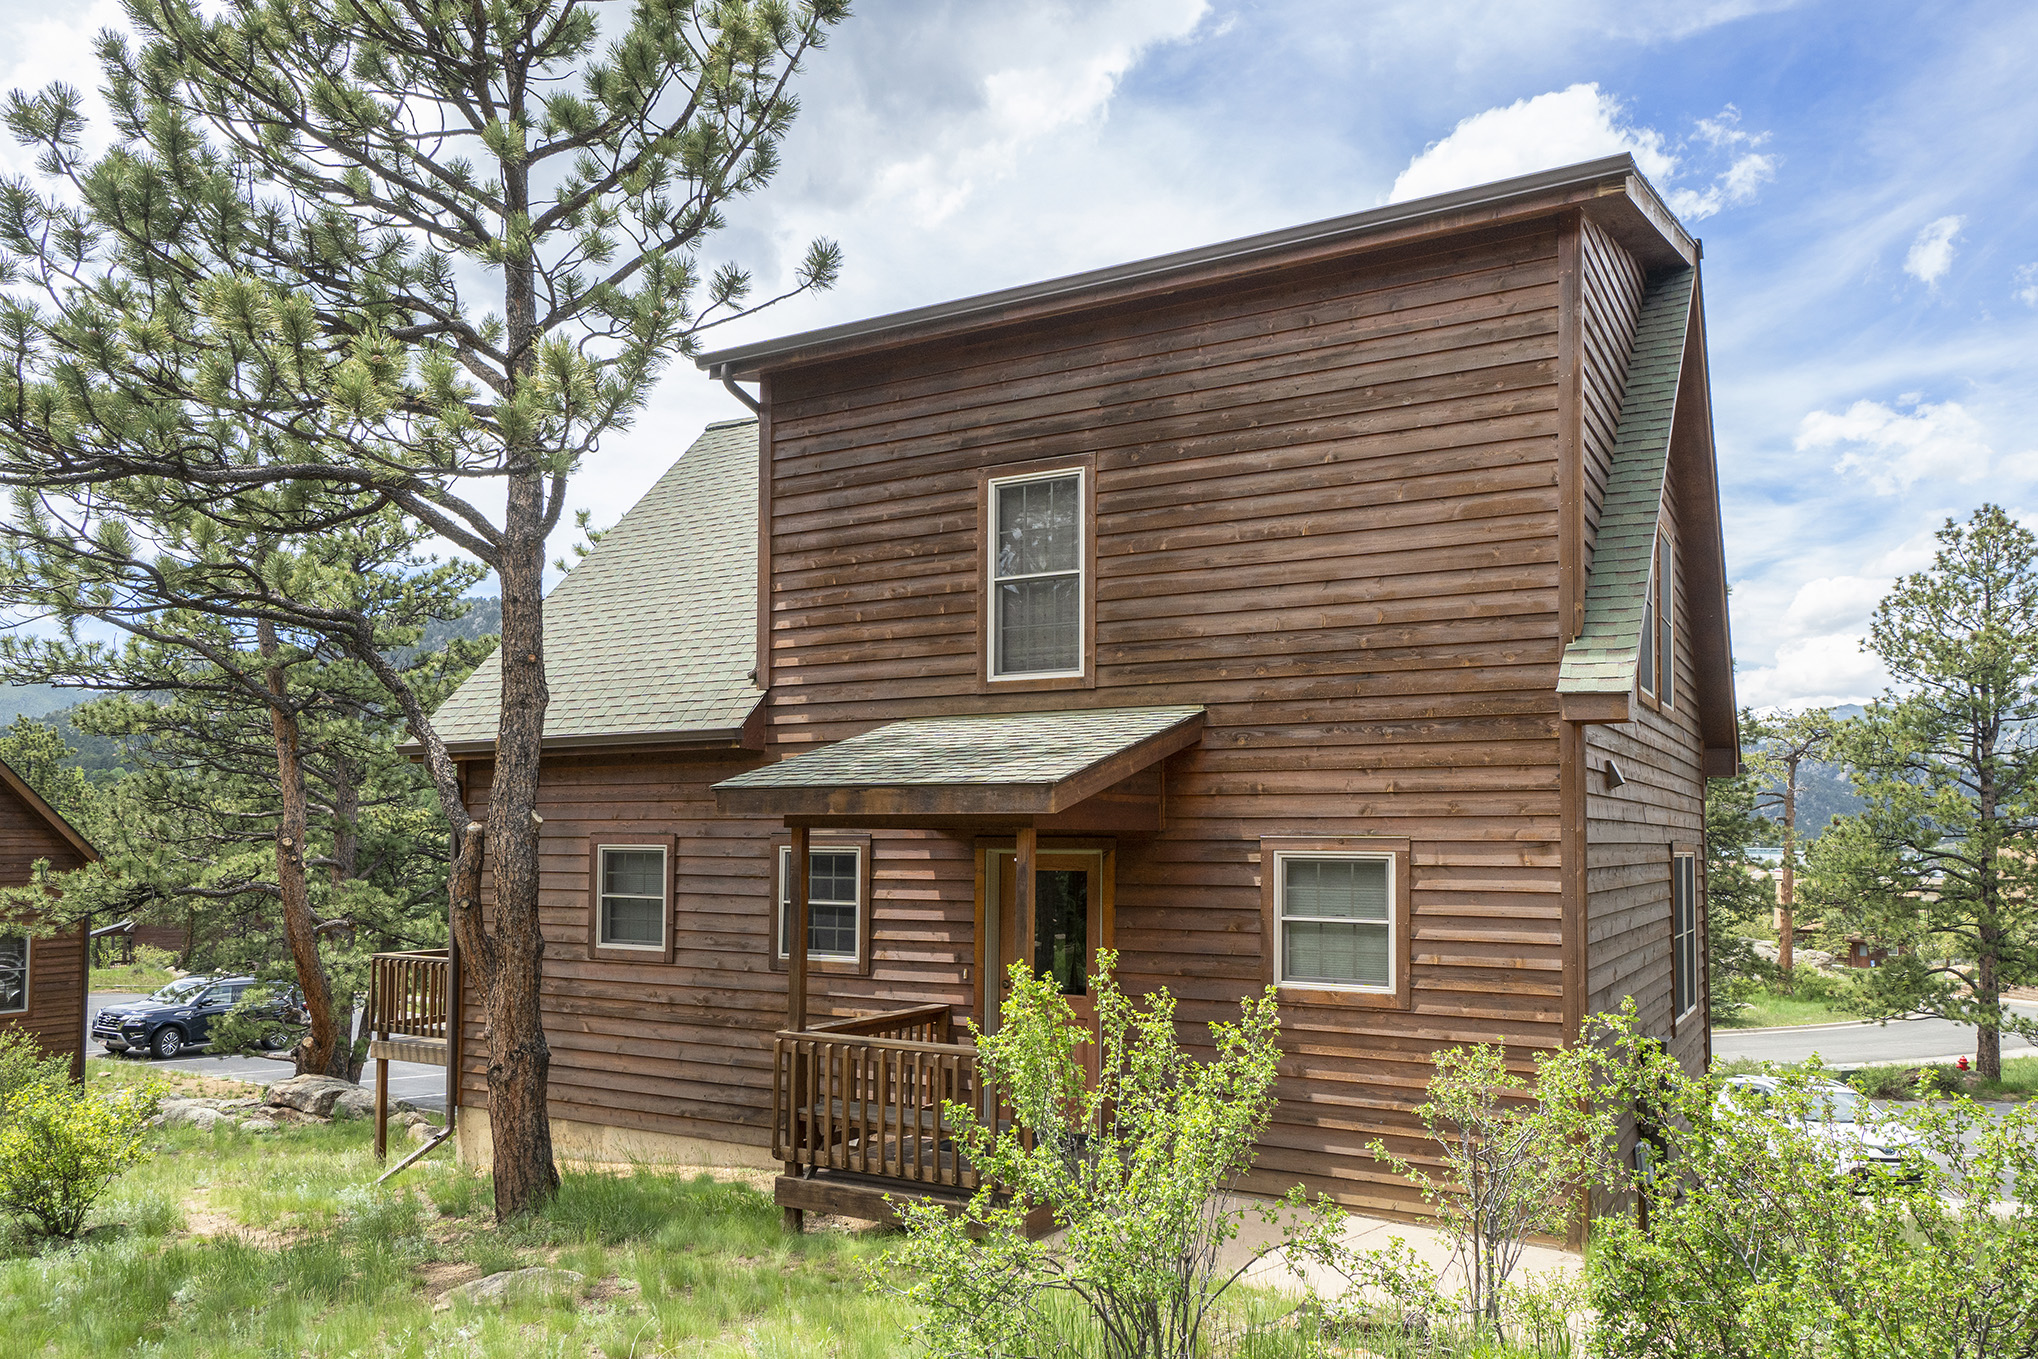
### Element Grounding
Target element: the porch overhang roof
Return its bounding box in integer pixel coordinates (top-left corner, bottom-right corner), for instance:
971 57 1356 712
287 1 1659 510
712 705 1206 822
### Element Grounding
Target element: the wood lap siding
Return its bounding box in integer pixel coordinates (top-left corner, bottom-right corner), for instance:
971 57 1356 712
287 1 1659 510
765 222 1571 1219
0 780 88 1065
1582 467 1706 1074
1577 218 1646 567
457 754 977 1146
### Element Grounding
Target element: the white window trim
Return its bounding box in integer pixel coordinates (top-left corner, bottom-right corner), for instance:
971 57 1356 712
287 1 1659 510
1273 851 1396 995
986 465 1087 682
596 844 669 952
0 932 27 1015
777 843 863 963
1672 852 1699 1023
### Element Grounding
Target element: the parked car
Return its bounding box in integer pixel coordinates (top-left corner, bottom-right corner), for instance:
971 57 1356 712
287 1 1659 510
92 975 305 1059
1717 1074 1922 1181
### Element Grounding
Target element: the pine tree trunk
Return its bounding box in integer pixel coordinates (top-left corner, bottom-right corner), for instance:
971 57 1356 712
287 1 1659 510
474 136 561 1208
260 622 345 1080
1778 765 1796 983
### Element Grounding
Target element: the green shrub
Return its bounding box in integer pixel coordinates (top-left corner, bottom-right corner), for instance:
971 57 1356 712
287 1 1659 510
0 1079 159 1239
0 1030 67 1120
1844 1064 1916 1098
1586 1065 2038 1358
873 952 1346 1359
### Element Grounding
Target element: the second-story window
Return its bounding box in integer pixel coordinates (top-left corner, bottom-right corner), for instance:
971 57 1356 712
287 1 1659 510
596 845 668 950
989 468 1085 679
1639 525 1674 708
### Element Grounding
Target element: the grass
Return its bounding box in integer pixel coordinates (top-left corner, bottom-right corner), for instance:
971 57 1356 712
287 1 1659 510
1 1064 920 1358
1713 977 1869 1030
90 959 180 994
1912 1053 2038 1101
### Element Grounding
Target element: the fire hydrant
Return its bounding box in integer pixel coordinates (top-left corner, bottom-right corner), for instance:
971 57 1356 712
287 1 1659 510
1957 1057 1970 1071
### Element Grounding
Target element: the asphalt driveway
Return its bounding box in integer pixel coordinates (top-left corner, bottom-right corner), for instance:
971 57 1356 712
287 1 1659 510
86 992 449 1112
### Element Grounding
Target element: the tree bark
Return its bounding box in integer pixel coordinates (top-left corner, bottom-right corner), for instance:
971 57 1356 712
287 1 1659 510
472 126 561 1215
1778 761 1796 982
260 621 346 1080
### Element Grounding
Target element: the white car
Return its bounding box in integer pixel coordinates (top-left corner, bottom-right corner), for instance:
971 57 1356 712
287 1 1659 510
1717 1074 1923 1180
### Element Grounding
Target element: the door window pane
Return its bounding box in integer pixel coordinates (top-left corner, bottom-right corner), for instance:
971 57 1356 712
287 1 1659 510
1280 857 1393 989
600 847 666 947
0 934 23 1012
1033 869 1089 996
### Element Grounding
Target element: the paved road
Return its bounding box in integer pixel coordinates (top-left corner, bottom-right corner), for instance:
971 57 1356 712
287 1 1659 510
1715 1001 2038 1068
87 992 449 1113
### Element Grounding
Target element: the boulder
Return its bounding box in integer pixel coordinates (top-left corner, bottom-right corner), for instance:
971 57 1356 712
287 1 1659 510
435 1267 582 1310
265 1074 369 1119
238 1119 277 1134
157 1100 227 1130
407 1121 440 1145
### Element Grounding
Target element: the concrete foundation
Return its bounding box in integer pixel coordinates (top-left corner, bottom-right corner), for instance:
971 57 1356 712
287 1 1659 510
454 1107 778 1173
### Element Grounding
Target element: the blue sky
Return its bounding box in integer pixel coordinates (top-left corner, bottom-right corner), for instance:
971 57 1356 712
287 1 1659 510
5 0 2034 712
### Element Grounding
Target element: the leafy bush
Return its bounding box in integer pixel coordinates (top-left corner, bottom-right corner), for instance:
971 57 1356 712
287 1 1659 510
1844 1063 1916 1098
0 1079 159 1238
0 1029 67 1120
873 952 1345 1359
1587 1062 2038 1358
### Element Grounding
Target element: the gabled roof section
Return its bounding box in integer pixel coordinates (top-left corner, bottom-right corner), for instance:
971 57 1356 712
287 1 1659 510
428 419 763 754
1559 268 1695 700
1558 266 1739 774
714 706 1207 819
698 155 1697 381
0 756 98 863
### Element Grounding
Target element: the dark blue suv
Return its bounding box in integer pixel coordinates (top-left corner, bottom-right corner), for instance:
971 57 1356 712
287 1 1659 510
92 975 304 1059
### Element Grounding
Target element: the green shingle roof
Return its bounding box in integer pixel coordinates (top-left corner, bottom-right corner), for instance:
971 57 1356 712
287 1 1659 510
1559 268 1696 697
428 419 762 749
714 706 1207 817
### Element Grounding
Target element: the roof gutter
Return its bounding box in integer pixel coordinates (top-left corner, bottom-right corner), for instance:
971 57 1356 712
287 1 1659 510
699 154 1691 379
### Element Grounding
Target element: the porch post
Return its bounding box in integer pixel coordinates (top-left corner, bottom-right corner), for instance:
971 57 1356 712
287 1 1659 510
1013 827 1037 981
784 824 810 1233
788 825 810 1033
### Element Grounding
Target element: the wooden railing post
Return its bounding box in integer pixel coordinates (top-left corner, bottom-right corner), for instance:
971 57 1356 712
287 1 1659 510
784 826 810 1232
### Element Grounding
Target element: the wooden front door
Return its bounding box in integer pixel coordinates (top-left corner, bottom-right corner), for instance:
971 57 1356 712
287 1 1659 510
993 850 1112 1077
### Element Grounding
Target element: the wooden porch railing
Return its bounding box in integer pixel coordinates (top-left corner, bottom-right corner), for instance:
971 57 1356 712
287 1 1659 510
773 1003 983 1190
369 949 450 1043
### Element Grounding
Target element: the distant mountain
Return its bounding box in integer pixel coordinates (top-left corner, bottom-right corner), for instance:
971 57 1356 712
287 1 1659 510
1752 704 1867 841
0 597 501 781
0 682 87 725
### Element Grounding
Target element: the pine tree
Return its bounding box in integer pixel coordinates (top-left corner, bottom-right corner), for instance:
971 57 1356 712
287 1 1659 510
0 512 485 1079
1744 707 1836 983
1803 506 2038 1079
1704 730 1778 1023
0 0 845 1215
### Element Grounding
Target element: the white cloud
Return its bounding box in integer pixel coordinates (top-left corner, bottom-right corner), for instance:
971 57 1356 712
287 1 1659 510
1387 84 1675 203
2015 263 2038 306
1385 86 1775 223
1781 574 1888 637
1795 396 1995 495
1903 215 1963 285
1736 633 1887 711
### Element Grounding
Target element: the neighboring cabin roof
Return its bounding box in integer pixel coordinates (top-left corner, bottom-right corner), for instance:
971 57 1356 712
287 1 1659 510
697 154 1696 381
0 755 98 865
713 706 1207 818
428 419 762 754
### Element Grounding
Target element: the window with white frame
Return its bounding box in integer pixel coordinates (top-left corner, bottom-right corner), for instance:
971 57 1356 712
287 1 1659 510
596 846 667 950
0 933 25 1013
1672 851 1698 1019
1276 854 1394 991
778 845 862 961
989 468 1084 678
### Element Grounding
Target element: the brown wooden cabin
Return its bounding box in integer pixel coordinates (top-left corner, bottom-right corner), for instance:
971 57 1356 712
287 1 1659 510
422 154 1738 1227
0 757 98 1080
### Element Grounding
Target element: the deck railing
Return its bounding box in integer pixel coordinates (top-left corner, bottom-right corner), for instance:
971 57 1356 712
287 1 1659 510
773 1004 983 1190
369 949 450 1043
